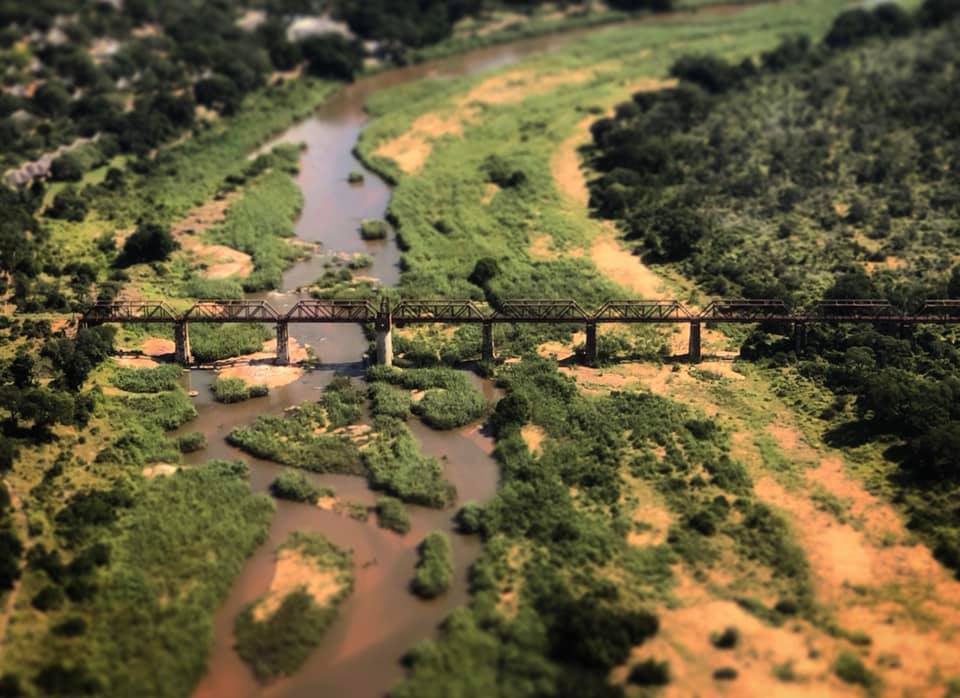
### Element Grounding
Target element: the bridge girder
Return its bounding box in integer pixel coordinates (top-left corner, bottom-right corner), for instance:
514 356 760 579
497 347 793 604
184 300 280 323
81 300 179 325
594 300 693 323
285 299 377 323
392 300 487 324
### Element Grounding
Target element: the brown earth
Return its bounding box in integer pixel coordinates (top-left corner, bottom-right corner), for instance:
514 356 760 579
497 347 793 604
215 338 310 389
520 424 546 456
170 192 254 279
142 338 176 357
252 548 344 622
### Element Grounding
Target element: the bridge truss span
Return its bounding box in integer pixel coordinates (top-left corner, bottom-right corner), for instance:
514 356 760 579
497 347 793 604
78 296 960 367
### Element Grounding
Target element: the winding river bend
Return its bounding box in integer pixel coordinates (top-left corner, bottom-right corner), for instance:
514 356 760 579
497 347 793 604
181 27 608 698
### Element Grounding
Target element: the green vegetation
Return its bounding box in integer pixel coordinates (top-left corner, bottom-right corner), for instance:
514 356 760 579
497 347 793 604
359 218 389 240
833 651 877 688
208 146 307 292
369 382 412 419
190 324 272 364
367 366 488 429
411 531 453 599
116 223 178 268
111 365 182 394
375 496 411 534
629 659 671 686
228 401 363 475
211 377 269 404
364 417 457 508
269 470 330 504
234 532 353 682
228 375 369 475
177 432 207 454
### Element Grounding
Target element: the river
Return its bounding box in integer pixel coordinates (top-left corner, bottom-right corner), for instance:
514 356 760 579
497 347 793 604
181 25 609 698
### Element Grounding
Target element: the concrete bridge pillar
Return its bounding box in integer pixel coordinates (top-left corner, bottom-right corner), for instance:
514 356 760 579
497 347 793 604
688 320 702 364
376 313 393 366
793 322 807 355
585 322 598 366
481 322 495 362
276 321 290 366
174 321 192 366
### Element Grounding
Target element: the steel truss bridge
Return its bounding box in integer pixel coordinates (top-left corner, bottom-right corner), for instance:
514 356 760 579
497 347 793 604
79 298 960 366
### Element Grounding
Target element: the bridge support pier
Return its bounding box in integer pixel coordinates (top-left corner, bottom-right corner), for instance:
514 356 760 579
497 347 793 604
793 322 807 355
276 321 290 365
688 320 702 364
481 322 495 363
585 322 598 366
174 321 192 366
376 309 393 366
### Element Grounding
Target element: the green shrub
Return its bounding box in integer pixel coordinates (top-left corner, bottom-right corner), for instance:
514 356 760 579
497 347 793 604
117 222 178 267
414 387 488 430
369 383 411 419
348 170 364 183
234 532 353 681
713 667 738 680
834 651 876 687
211 377 269 404
375 496 410 533
411 531 452 599
190 324 272 364
710 626 739 649
359 218 389 240
270 470 322 504
112 365 182 393
177 432 206 453
455 501 483 534
629 659 670 686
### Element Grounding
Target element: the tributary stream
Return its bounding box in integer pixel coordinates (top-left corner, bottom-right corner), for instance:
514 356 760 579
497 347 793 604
183 27 609 698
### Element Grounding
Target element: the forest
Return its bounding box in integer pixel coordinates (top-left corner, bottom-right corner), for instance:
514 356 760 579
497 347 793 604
587 1 960 573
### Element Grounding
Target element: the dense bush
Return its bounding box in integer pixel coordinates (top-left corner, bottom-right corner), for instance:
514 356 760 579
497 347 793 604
211 377 269 404
190 324 272 364
369 382 412 419
116 223 178 267
176 431 207 454
360 218 389 240
364 417 456 507
375 496 411 533
411 531 453 598
111 365 182 393
270 470 323 504
367 366 487 429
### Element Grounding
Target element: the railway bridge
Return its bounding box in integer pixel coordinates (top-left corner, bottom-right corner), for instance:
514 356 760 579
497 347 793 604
79 298 960 366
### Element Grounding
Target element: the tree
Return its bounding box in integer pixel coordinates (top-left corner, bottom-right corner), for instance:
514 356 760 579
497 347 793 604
300 34 365 81
31 82 71 117
948 266 960 298
468 257 500 287
116 223 178 267
50 153 84 182
46 188 88 222
194 75 241 115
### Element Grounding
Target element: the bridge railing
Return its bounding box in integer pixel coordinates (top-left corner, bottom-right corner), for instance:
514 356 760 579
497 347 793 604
393 300 487 324
594 300 693 322
184 300 280 323
81 300 179 324
285 299 377 323
78 298 960 326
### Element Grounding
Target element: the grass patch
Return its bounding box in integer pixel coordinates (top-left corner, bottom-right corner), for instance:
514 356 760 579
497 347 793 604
411 531 453 599
234 532 353 682
369 383 412 419
359 219 389 240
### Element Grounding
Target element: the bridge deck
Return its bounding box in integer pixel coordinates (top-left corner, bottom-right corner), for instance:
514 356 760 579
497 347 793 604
80 299 960 326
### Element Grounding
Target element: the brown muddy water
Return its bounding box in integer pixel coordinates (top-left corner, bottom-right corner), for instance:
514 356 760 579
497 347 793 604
185 27 602 698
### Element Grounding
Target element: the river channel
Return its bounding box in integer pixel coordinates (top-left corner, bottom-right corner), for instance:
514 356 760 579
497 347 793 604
178 26 613 698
